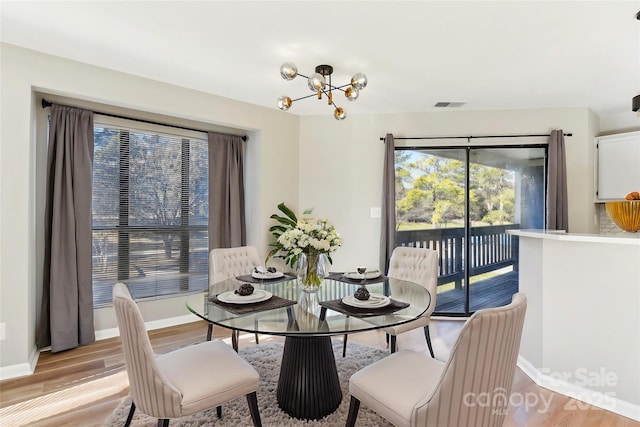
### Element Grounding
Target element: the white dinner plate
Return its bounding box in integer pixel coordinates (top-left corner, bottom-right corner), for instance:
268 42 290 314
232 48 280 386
342 294 390 308
217 289 272 304
344 270 381 280
251 271 284 279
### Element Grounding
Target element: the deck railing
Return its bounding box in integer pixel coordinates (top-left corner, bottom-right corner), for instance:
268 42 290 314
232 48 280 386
395 224 520 288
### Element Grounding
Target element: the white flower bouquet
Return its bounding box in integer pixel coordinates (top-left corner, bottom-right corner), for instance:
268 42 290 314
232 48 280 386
267 203 342 269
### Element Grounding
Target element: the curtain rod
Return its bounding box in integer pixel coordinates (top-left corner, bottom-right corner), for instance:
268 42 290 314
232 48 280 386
41 98 247 142
379 132 572 141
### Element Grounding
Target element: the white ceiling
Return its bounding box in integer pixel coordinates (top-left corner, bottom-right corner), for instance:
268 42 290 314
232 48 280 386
1 1 639 120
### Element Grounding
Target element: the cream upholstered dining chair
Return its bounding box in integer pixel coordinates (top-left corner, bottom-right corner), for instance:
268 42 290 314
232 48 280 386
342 246 438 358
209 246 263 350
345 292 527 427
113 283 262 427
383 246 439 356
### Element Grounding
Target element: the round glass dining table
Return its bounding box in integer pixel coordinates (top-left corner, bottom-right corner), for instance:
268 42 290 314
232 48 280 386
186 275 431 420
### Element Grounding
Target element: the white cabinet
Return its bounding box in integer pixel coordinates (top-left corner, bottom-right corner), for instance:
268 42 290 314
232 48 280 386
594 131 640 201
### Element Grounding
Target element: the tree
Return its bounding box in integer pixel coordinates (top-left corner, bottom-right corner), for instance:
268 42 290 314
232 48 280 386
471 165 515 225
432 178 464 226
395 151 516 229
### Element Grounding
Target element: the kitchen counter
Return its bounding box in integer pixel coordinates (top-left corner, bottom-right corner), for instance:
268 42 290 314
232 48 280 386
508 229 640 421
511 229 640 245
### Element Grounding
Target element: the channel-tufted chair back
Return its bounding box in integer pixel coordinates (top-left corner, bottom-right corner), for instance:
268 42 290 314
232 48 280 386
346 293 527 427
413 292 527 426
113 282 263 426
113 282 182 419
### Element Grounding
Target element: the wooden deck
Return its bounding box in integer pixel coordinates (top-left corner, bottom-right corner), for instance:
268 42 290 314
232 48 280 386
434 270 519 314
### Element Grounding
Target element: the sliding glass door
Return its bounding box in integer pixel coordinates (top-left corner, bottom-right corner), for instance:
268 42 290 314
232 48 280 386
394 145 546 315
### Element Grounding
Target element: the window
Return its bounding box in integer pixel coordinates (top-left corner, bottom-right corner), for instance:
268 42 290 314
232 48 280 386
394 145 546 315
92 117 209 306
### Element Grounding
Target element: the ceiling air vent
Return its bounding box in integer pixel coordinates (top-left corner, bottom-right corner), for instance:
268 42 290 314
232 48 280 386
434 102 466 108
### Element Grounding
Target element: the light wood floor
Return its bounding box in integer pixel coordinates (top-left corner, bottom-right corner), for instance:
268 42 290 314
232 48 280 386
1 319 638 427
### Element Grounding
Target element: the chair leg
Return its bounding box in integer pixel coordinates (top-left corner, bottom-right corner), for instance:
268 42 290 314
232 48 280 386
124 401 136 427
390 335 397 353
424 325 435 358
206 323 213 341
246 391 262 427
345 395 361 427
255 333 259 344
216 405 222 418
342 334 348 357
232 330 239 352
157 419 169 427
385 332 390 347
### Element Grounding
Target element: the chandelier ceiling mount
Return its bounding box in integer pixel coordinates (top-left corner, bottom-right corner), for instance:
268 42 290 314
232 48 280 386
277 62 367 120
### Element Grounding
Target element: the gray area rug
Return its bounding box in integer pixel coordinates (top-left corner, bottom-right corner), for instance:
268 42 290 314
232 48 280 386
106 340 394 426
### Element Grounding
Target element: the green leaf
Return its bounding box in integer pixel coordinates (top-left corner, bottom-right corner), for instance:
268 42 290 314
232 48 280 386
269 225 287 233
288 254 299 268
277 202 298 222
269 214 297 228
265 247 279 263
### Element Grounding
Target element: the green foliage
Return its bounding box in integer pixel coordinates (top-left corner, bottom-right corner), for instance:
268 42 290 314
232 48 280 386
395 151 515 228
266 202 300 267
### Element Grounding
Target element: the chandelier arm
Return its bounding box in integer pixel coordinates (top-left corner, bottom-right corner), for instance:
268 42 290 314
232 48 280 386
325 83 351 93
290 93 321 102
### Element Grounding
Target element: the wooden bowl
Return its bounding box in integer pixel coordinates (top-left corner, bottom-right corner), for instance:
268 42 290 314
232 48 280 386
605 200 640 232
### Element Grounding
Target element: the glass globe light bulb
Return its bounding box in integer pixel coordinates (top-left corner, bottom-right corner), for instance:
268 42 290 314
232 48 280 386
308 73 326 91
280 63 298 80
334 107 347 120
277 96 292 111
345 86 359 101
351 73 368 90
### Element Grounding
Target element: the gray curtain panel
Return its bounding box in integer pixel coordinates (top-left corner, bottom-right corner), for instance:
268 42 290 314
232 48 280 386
379 133 396 273
546 129 569 230
37 104 95 352
208 133 246 250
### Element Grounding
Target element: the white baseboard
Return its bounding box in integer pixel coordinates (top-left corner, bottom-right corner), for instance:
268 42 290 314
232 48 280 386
95 314 201 341
0 344 40 381
517 355 640 422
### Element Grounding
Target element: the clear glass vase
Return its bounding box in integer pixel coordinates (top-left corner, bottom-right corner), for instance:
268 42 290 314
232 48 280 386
296 252 328 292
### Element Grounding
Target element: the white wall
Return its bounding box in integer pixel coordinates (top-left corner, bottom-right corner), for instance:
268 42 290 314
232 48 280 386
298 108 601 272
600 112 640 135
0 43 299 375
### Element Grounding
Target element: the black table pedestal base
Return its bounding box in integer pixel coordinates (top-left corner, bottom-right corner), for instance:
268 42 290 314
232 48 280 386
276 336 342 420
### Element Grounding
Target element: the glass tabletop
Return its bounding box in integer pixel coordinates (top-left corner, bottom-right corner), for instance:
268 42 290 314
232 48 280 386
186 276 431 337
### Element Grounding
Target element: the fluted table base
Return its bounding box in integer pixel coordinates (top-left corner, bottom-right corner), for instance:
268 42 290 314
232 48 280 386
276 336 342 420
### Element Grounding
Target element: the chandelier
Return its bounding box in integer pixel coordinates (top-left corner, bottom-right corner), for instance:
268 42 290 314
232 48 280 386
277 63 367 120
